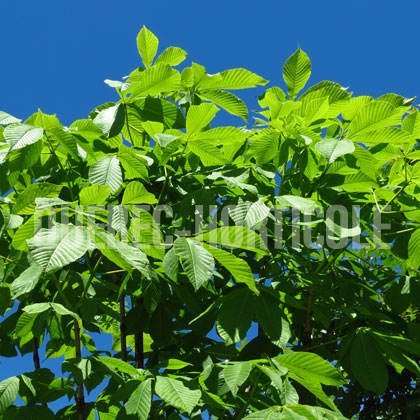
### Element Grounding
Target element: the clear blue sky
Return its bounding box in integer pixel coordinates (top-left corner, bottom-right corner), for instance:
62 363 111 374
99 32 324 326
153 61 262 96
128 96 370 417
2 0 420 126
1 0 420 412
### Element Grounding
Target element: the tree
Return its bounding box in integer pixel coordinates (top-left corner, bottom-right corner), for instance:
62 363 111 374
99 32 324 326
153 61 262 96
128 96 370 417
0 25 419 419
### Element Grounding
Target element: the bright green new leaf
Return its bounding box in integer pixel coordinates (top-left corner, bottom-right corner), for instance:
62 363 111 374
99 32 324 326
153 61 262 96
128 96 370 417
186 103 219 136
122 181 158 205
136 25 159 68
4 124 44 151
346 100 403 137
197 68 268 90
155 46 187 66
126 64 181 97
0 377 19 415
315 138 355 164
79 185 112 206
198 90 248 121
283 48 311 99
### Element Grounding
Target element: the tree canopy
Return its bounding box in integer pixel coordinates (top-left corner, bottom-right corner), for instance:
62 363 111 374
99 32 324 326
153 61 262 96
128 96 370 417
0 25 420 419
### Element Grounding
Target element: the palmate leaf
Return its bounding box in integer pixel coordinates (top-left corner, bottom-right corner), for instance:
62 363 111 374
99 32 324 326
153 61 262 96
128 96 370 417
27 224 91 272
89 155 123 193
124 379 152 419
0 377 19 415
283 48 312 100
186 103 219 136
198 90 248 121
173 238 215 290
155 46 187 66
4 124 44 151
197 68 268 90
136 25 159 68
155 376 201 414
126 64 182 98
315 138 355 164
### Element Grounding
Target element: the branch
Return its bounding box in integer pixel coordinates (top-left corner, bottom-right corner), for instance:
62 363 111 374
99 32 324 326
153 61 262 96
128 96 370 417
74 319 85 420
134 297 144 369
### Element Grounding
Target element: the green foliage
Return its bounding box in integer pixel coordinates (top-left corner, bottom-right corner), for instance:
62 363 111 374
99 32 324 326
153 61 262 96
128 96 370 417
0 25 420 420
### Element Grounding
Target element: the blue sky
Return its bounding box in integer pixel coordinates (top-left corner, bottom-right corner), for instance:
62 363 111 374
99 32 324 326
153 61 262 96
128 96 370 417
1 0 420 413
2 0 420 126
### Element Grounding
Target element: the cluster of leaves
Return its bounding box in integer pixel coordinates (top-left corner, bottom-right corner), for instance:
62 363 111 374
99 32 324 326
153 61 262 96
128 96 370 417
0 25 420 419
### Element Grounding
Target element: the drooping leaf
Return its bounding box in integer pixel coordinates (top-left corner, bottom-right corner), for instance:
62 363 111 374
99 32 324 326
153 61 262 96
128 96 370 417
202 243 258 294
0 377 19 415
256 291 290 348
274 352 344 386
124 379 152 419
349 330 389 394
198 90 248 121
173 238 214 290
224 362 253 396
11 263 43 298
155 376 201 414
216 287 255 345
